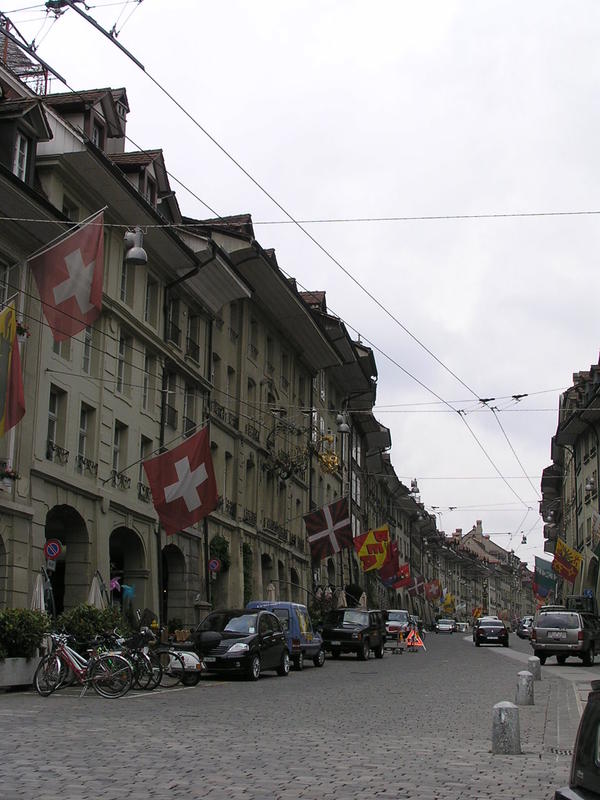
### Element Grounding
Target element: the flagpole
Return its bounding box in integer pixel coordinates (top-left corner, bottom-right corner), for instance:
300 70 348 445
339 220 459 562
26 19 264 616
25 206 108 263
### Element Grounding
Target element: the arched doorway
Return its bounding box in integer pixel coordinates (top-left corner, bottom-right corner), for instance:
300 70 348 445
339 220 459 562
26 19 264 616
290 567 301 603
109 527 147 614
586 556 599 597
261 553 274 597
162 543 186 626
45 505 89 614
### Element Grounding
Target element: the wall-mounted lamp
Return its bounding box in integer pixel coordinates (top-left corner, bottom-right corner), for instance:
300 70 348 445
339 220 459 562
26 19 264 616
336 413 350 434
124 226 148 265
585 477 595 494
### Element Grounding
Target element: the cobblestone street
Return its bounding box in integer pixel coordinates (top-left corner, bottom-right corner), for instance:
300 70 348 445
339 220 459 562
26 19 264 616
2 633 597 800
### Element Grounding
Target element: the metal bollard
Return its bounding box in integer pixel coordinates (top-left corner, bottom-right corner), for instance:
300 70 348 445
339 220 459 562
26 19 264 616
527 656 541 681
492 701 521 754
515 670 534 705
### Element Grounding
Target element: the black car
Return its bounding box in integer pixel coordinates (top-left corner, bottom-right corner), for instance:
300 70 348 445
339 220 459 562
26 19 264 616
322 608 386 660
473 618 509 647
194 609 290 680
555 679 600 799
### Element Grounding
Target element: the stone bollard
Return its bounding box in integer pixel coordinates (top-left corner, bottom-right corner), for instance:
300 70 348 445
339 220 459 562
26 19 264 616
527 656 541 681
515 670 534 705
492 701 521 754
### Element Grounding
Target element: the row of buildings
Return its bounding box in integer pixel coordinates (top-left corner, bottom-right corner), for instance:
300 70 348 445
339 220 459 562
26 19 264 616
0 25 535 627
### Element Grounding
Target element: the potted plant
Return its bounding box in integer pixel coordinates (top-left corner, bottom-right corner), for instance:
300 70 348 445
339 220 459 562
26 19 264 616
0 609 49 688
0 466 20 491
15 321 30 342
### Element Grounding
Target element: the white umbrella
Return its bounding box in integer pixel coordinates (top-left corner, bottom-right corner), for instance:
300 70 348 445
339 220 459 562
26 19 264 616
336 589 347 608
30 572 45 612
358 592 368 609
266 582 277 601
87 573 107 609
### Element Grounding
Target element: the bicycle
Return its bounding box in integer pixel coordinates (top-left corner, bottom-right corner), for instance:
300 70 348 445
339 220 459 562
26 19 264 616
33 633 133 698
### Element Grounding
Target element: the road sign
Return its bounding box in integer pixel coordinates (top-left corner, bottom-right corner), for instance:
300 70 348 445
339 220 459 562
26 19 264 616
208 558 222 573
44 539 62 560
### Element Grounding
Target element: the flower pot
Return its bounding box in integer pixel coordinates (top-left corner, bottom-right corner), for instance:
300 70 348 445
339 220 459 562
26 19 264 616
17 334 27 345
0 655 41 689
1 478 13 491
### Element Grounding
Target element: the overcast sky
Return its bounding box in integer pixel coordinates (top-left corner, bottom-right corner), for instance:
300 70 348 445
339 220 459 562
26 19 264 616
7 0 600 568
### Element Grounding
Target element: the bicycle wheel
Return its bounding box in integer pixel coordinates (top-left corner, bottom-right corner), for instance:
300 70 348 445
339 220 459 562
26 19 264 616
89 654 132 698
33 654 61 696
143 650 163 690
133 651 162 690
158 650 185 688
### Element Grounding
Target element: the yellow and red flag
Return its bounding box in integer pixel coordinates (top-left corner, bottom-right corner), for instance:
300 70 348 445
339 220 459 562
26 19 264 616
0 305 25 436
353 525 390 572
552 538 583 584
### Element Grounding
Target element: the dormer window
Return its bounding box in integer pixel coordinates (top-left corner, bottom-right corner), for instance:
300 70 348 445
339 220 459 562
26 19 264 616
13 131 28 180
145 176 156 207
92 121 105 149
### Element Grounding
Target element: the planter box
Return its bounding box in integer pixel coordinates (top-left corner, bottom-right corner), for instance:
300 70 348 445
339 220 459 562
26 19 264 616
0 656 41 689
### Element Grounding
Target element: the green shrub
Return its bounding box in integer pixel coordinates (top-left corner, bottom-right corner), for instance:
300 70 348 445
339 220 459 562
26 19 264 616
209 534 231 572
56 604 130 643
0 609 50 660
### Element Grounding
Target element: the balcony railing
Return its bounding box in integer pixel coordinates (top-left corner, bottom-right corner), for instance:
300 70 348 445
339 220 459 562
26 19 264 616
245 422 260 442
186 337 200 362
167 320 181 347
76 454 98 476
46 440 69 464
263 518 289 543
226 411 239 429
224 498 236 519
138 482 152 503
247 343 258 360
211 399 225 421
183 416 196 437
243 508 257 526
110 469 131 490
165 404 178 429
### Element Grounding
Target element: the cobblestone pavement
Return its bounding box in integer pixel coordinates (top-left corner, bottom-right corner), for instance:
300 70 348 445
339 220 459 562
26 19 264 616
1 632 597 800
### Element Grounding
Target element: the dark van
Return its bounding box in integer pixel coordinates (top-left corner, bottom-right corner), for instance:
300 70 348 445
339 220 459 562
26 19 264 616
246 601 325 670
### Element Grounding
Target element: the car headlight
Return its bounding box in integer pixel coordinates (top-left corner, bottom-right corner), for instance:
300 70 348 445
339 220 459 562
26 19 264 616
352 632 361 639
227 642 249 654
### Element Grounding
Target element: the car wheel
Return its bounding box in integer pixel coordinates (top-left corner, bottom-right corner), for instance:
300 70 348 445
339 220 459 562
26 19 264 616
277 650 290 676
293 652 304 671
358 640 370 660
313 648 325 668
247 655 261 681
331 649 341 659
180 672 202 686
556 655 567 665
583 646 595 667
374 641 384 659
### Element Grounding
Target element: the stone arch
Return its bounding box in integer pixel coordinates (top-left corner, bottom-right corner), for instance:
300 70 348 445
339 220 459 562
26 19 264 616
45 505 90 614
109 526 147 612
290 567 301 603
162 543 186 626
587 556 599 597
0 533 6 609
261 552 274 597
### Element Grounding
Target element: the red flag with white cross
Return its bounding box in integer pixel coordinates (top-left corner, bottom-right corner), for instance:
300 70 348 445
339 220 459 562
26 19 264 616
29 212 104 341
303 497 352 561
143 427 218 536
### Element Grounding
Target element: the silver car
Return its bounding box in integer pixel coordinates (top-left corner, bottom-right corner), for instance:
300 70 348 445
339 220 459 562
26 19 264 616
531 611 599 666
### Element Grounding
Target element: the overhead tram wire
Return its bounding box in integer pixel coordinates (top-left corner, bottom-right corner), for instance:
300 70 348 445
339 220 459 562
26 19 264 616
50 0 539 506
9 11 535 511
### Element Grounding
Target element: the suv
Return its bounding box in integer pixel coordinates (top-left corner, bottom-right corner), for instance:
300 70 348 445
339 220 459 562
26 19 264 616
322 608 386 660
531 610 600 666
555 679 600 798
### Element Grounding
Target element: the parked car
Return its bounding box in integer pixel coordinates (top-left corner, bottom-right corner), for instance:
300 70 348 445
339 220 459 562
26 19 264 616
455 621 469 633
321 608 386 660
555 678 600 799
193 609 290 680
246 600 325 670
384 609 412 640
435 619 455 634
517 616 534 639
531 610 599 666
473 618 509 647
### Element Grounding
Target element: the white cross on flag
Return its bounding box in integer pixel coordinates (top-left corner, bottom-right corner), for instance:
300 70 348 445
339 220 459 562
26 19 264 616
142 426 218 536
303 497 352 562
29 212 104 341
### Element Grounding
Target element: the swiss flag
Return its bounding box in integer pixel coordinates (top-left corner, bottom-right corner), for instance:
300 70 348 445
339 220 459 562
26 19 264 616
29 213 104 341
142 427 218 536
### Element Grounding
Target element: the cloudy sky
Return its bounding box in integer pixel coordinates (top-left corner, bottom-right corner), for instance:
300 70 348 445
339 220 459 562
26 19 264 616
7 0 600 567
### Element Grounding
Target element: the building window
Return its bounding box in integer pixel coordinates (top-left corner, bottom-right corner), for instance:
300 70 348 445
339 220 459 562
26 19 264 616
116 334 131 394
138 435 153 499
144 175 157 207
186 314 200 363
165 373 178 429
82 326 93 374
76 403 96 474
183 384 196 437
91 121 105 149
61 196 79 222
144 276 158 326
112 421 127 473
13 132 28 180
142 350 156 413
120 260 134 305
168 297 181 346
46 386 67 462
52 336 71 361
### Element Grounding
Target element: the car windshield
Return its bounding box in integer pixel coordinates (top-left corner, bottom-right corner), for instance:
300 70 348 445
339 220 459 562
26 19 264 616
199 612 258 634
480 620 503 628
388 611 409 623
327 610 369 626
439 619 453 625
536 613 580 629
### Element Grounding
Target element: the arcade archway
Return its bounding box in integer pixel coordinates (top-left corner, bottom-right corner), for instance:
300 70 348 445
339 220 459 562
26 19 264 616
162 543 186 626
45 505 89 614
109 527 147 612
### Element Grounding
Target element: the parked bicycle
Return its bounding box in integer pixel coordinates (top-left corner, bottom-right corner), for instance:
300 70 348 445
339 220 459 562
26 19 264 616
33 633 133 698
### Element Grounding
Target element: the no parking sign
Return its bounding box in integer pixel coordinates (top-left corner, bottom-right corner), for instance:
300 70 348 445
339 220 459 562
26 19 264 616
44 539 62 560
208 558 222 573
